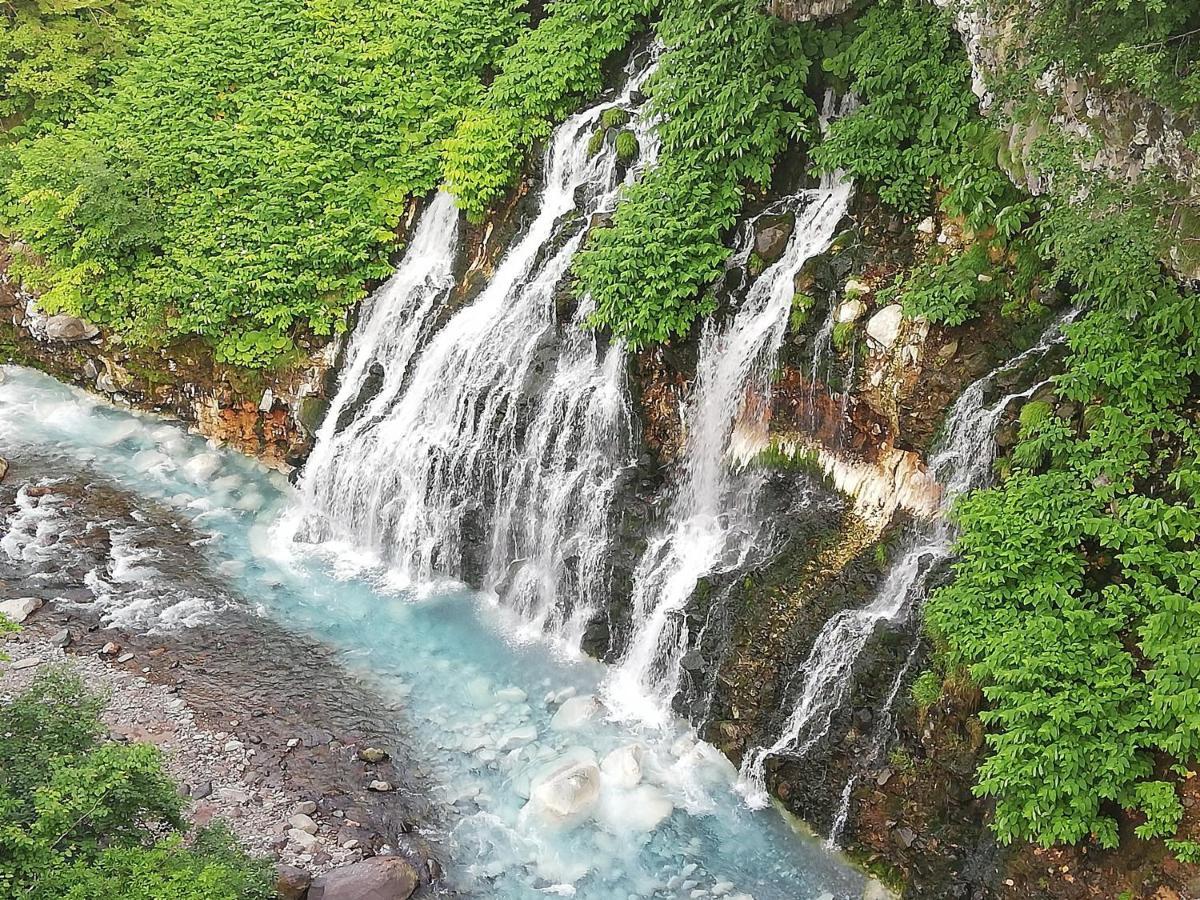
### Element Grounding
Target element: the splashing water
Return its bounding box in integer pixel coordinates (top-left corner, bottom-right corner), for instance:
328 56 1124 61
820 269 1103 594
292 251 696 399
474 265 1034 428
604 176 854 728
286 52 657 644
737 311 1077 807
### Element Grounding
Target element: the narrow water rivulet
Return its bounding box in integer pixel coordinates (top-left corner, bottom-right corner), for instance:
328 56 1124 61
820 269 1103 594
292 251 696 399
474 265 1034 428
737 311 1077 809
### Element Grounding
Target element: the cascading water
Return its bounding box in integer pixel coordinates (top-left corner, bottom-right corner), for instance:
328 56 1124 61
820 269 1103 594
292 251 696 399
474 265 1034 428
288 52 656 644
737 310 1077 808
604 175 854 728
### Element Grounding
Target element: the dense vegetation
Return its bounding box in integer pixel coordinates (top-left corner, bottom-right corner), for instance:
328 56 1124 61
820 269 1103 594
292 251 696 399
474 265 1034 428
985 0 1200 117
443 0 652 221
574 0 816 345
0 668 271 898
2 0 526 365
811 0 1200 862
814 0 1043 327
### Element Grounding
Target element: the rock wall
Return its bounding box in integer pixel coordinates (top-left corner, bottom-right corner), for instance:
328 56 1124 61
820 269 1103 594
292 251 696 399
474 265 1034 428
0 248 337 472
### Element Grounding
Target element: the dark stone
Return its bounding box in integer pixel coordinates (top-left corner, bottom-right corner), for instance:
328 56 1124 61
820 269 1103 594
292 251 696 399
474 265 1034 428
307 857 418 900
191 781 213 799
276 863 312 900
51 628 72 647
680 650 705 671
754 214 795 266
894 824 917 849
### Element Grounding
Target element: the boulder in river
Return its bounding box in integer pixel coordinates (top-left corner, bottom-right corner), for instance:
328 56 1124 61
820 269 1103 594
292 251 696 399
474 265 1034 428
754 214 795 265
0 596 42 624
525 755 602 827
308 857 419 900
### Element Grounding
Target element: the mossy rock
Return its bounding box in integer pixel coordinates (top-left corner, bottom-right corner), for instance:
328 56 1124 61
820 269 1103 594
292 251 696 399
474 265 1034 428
600 107 630 129
615 129 639 165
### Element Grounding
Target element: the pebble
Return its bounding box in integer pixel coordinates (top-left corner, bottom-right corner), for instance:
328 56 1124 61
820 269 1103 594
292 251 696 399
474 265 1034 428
293 801 318 816
224 739 245 752
287 814 319 835
10 657 41 670
116 652 135 663
100 641 121 656
367 780 394 793
357 747 389 763
288 828 321 851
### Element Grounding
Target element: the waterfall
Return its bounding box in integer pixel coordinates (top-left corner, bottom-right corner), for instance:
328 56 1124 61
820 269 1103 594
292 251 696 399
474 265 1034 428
603 175 854 727
737 310 1077 808
290 51 657 644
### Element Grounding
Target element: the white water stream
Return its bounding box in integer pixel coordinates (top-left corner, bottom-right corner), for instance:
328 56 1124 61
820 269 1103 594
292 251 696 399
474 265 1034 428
286 52 657 647
603 177 854 728
737 312 1075 807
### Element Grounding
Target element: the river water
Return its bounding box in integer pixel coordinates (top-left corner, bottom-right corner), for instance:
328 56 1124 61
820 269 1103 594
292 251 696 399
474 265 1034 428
0 366 870 899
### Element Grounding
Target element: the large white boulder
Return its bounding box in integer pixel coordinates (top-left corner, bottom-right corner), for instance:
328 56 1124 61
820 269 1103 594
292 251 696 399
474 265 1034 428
0 597 42 624
600 743 644 788
866 304 904 350
524 754 601 827
550 694 600 731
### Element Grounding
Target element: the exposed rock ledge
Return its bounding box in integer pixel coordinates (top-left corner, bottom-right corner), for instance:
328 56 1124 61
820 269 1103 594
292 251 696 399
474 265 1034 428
1 248 336 472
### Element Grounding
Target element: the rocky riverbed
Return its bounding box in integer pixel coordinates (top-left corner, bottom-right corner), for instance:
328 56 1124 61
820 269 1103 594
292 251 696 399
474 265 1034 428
0 451 442 898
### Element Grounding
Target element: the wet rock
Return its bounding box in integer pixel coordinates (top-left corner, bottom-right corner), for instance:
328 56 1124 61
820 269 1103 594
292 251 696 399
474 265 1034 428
600 743 644 789
275 863 312 900
308 857 418 900
43 314 99 342
866 304 904 351
549 695 600 731
356 747 388 764
0 596 42 624
843 278 871 297
525 756 601 827
754 214 795 265
680 650 704 671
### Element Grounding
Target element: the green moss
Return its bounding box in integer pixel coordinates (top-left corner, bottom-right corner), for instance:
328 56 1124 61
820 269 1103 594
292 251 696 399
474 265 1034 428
600 107 630 129
615 128 639 165
587 127 607 158
747 251 767 277
911 670 942 710
789 291 814 332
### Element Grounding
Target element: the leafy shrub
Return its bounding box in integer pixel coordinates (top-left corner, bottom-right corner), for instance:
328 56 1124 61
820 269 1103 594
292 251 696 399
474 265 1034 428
442 0 650 220
925 139 1200 852
813 0 1045 328
4 0 527 365
0 0 143 139
576 0 816 345
910 670 941 710
0 668 271 899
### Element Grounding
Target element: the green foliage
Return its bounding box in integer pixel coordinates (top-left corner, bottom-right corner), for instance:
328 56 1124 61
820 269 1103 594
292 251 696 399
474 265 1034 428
789 291 814 331
0 669 271 899
4 0 527 364
814 0 1047 329
986 0 1200 114
615 129 639 165
0 613 16 661
925 130 1200 851
575 0 816 345
910 670 941 710
600 107 630 129
0 0 142 137
1166 839 1200 864
442 0 651 220
831 319 856 350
